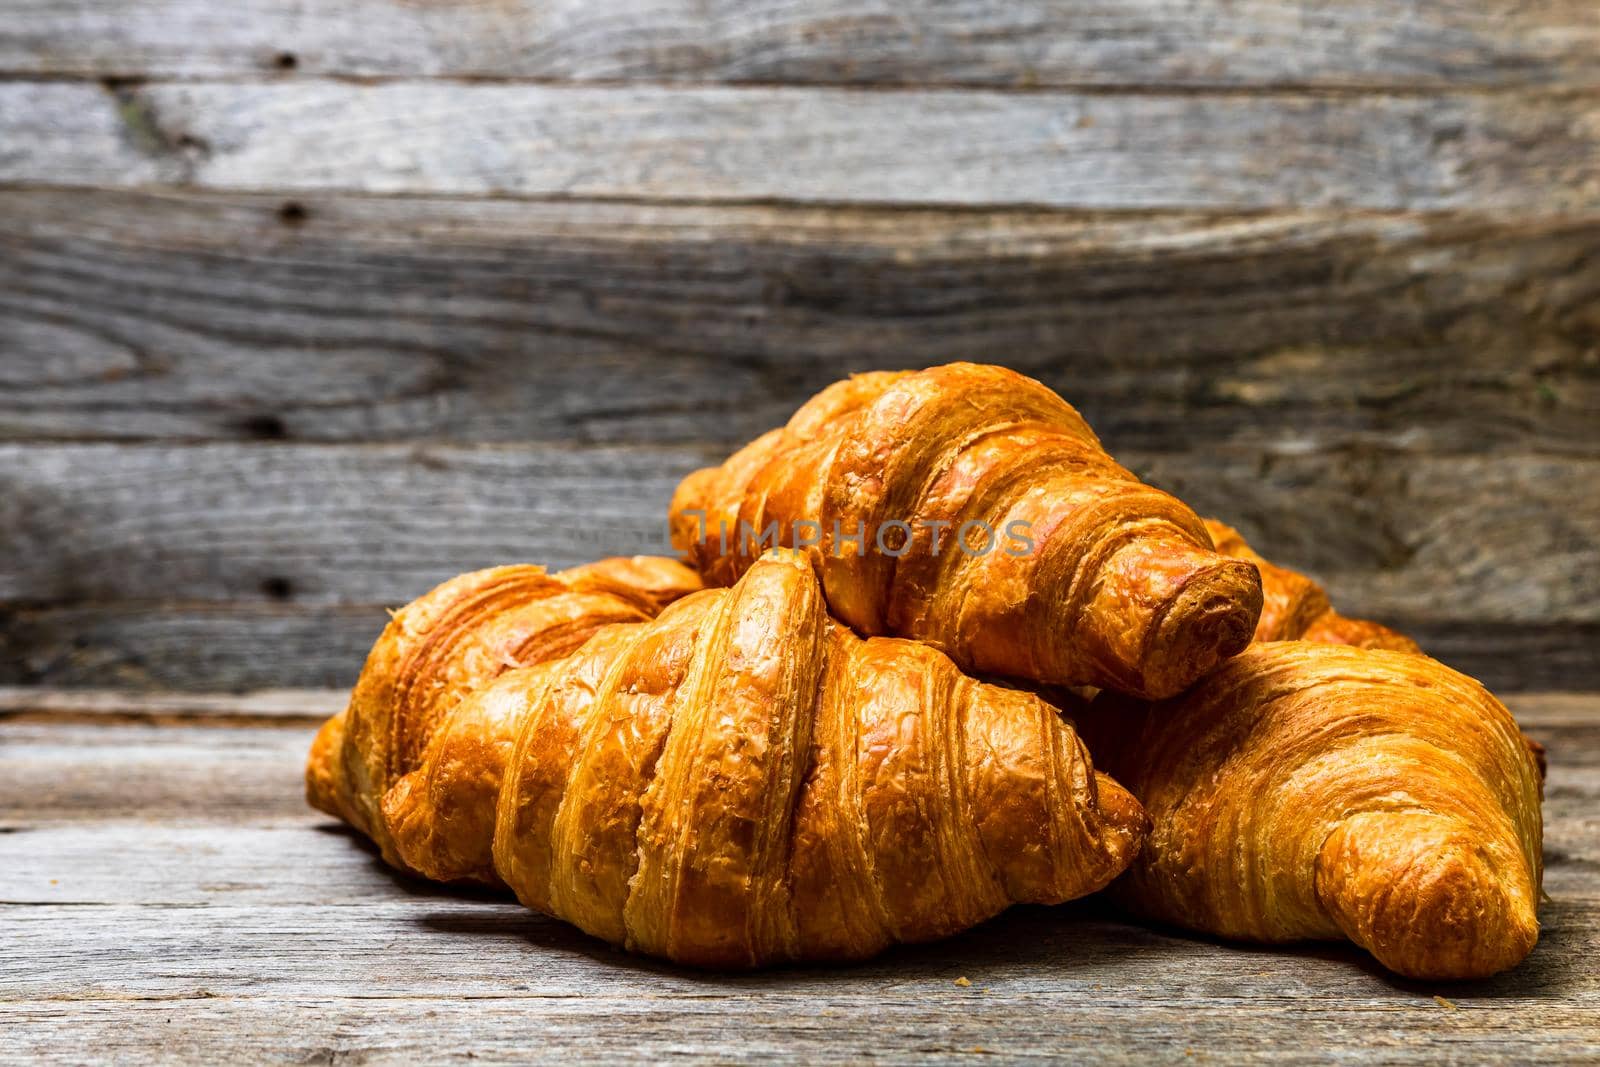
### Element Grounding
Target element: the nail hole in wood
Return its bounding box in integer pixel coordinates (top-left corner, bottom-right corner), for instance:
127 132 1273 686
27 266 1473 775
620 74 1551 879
277 202 308 226
239 413 288 439
261 577 295 600
275 51 299 71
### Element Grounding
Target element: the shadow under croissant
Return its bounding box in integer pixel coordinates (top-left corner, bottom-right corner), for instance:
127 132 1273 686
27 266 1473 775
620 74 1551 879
321 818 1165 980
1092 899 1583 1001
321 816 1576 995
324 844 1561 998
407 898 1150 984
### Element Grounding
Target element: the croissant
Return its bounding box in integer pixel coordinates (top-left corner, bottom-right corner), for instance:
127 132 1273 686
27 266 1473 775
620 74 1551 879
305 555 703 873
1203 519 1420 652
671 363 1263 699
1078 642 1544 979
379 552 1148 967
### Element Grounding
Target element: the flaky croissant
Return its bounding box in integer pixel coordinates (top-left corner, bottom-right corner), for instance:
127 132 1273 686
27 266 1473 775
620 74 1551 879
671 363 1263 699
305 556 703 873
379 553 1147 967
1078 642 1544 980
1203 519 1420 652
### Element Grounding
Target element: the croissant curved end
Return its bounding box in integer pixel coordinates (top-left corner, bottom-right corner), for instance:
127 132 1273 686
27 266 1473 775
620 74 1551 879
1086 771 1152 889
1317 811 1540 980
1139 556 1264 700
305 710 349 821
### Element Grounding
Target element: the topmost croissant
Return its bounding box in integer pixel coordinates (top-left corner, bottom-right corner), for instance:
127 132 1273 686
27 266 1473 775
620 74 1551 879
671 362 1264 699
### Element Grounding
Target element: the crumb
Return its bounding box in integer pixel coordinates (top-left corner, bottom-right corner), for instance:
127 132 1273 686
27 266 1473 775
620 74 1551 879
50 879 58 885
1434 995 1458 1011
954 976 972 987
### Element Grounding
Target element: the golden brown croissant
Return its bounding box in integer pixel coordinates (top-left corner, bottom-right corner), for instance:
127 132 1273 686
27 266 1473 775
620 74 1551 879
305 556 703 872
671 363 1263 699
1078 642 1544 980
1202 519 1420 652
1202 520 1552 777
380 552 1148 967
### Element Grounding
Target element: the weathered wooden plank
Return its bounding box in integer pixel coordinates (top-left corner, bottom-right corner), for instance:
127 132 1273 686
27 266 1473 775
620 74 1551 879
0 602 390 691
0 720 314 823
0 824 403 905
3 752 1598 1059
7 0 1600 90
4 189 1598 452
0 685 342 722
3 894 1596 1002
1151 449 1600 626
2 697 1594 828
5 81 1600 211
1 442 1594 615
5 687 1584 725
2 705 1596 1060
2 995 1595 1066
1 442 1596 688
1391 623 1600 696
5 605 1594 693
0 442 701 605
8 773 1593 903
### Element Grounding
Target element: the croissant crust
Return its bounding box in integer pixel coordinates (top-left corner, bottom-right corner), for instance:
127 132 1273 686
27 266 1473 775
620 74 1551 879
1080 642 1544 980
376 553 1147 966
672 363 1263 698
305 556 703 872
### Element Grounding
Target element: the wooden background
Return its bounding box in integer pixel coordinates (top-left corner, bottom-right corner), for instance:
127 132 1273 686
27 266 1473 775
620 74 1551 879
4 3 1600 1063
2 0 1598 695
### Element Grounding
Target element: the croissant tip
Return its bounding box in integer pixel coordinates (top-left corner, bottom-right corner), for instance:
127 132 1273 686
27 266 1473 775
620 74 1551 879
1092 771 1152 867
1138 557 1263 699
1390 847 1539 980
1321 814 1541 981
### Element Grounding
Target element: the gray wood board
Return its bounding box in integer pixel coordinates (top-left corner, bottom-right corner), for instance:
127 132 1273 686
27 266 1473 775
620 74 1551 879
6 604 1595 694
4 190 1598 453
2 441 1597 689
0 442 1593 614
0 696 1597 1064
6 81 1600 210
5 0 1600 90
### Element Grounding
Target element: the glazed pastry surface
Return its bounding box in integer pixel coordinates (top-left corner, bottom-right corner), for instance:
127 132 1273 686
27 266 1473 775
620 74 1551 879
381 553 1147 967
305 556 703 872
672 363 1263 698
1080 642 1544 980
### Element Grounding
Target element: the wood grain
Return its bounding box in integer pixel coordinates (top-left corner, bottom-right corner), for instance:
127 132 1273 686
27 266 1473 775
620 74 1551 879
6 81 1600 211
6 0 1600 91
2 699 1597 1063
1 442 1592 614
0 685 343 723
5 604 1593 694
4 189 1598 453
1 441 1595 689
2 996 1594 1066
0 720 315 823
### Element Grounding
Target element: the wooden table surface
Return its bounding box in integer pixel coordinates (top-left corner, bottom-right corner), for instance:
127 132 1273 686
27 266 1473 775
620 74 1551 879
2 686 1596 1064
3 0 1599 1062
